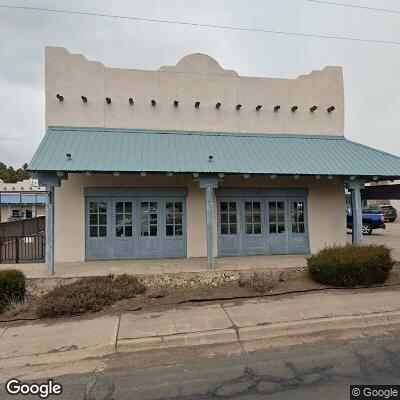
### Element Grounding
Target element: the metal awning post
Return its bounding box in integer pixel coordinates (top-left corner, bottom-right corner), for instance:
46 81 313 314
197 176 222 269
345 180 365 245
32 171 67 277
45 186 55 276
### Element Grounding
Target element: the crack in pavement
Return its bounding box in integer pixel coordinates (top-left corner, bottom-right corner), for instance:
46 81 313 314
84 376 116 400
147 336 400 400
0 326 8 340
219 303 249 362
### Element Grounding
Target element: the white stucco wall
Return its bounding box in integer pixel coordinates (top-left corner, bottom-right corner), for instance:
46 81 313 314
0 179 45 192
46 47 344 136
44 48 347 263
0 204 45 223
53 174 346 263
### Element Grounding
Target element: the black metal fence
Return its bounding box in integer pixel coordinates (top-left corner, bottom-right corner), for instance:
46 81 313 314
0 234 45 263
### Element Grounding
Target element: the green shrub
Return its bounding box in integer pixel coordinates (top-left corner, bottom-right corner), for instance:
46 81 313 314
37 274 146 317
307 244 394 287
0 269 26 313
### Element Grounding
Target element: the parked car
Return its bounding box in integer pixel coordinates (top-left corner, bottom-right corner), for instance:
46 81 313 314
347 209 385 235
362 204 397 222
379 205 397 222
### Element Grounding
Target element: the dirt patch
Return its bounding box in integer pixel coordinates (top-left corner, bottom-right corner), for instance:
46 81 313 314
1 269 400 324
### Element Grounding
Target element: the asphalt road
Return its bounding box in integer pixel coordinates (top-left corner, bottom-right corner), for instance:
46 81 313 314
348 219 400 260
1 334 400 400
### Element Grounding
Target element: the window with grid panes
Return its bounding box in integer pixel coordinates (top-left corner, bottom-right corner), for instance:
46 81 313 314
166 202 183 236
89 201 107 237
244 201 261 234
115 202 133 237
269 201 285 234
220 202 237 235
291 201 305 233
141 202 157 236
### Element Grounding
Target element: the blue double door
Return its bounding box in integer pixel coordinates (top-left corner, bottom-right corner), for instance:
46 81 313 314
86 196 186 260
218 196 309 256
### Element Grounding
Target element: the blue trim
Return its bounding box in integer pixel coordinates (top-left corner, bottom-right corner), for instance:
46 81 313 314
84 187 188 197
46 125 344 141
216 188 309 197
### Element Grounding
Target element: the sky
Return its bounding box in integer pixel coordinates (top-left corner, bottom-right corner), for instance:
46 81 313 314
1 0 400 167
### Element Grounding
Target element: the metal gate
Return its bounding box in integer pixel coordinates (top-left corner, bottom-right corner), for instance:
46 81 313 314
0 234 45 263
217 188 310 256
85 188 187 260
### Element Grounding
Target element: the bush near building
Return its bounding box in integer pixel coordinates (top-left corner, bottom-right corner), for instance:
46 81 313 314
0 269 26 313
237 267 280 293
37 274 146 317
308 244 394 287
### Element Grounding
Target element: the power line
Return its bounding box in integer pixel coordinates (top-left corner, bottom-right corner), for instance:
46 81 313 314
1 3 400 46
302 0 400 14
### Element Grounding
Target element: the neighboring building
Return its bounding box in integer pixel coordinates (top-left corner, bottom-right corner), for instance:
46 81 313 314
0 179 46 223
365 180 400 209
390 181 400 211
29 47 400 272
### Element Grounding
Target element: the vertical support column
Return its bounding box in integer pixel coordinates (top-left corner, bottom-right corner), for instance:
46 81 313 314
205 185 214 268
45 186 55 276
351 186 362 245
346 180 365 245
197 176 222 269
33 171 66 276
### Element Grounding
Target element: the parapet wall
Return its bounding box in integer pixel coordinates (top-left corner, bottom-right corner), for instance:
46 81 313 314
46 47 344 136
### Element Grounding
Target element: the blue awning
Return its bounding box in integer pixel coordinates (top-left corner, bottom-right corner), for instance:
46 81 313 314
28 127 400 178
0 194 46 204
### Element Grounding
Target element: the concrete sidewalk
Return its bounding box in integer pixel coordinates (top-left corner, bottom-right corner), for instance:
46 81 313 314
117 289 400 352
1 289 400 375
0 254 307 280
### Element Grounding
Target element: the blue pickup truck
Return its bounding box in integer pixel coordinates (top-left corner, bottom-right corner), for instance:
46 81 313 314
346 208 385 235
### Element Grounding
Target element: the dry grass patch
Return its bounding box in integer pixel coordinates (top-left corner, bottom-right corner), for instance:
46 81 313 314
3 296 33 318
37 274 146 317
237 267 280 293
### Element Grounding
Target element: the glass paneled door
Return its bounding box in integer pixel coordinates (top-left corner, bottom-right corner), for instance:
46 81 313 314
288 198 309 253
266 199 288 253
242 200 264 254
217 191 309 257
85 192 187 260
137 200 161 258
218 200 240 256
86 198 111 260
164 200 186 258
112 199 134 259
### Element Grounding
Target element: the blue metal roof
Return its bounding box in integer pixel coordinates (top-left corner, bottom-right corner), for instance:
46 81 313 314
28 127 400 178
0 194 46 204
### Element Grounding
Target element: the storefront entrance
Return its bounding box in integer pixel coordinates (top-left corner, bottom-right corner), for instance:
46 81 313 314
217 188 309 256
85 188 187 260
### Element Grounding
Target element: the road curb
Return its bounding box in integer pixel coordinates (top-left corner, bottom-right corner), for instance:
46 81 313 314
0 343 116 369
239 311 400 342
116 311 400 353
117 328 238 353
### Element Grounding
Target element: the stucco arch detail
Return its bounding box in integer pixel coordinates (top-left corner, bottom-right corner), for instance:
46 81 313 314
159 53 238 76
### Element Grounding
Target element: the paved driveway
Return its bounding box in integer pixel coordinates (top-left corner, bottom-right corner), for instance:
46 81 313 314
347 220 400 260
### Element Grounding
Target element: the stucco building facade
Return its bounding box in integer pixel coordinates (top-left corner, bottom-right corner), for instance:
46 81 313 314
29 47 400 272
0 179 45 223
